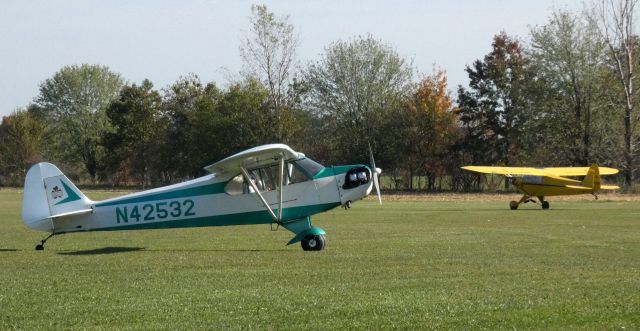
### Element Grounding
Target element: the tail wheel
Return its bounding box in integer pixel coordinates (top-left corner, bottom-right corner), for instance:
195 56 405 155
541 201 550 210
301 234 326 251
509 201 519 210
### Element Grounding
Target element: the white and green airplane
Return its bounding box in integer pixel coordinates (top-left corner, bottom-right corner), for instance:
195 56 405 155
22 144 382 251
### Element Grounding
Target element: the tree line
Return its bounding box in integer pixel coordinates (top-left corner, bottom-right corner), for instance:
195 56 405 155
1 1 639 191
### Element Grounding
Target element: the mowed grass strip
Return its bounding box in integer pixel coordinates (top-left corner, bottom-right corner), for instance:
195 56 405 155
1 188 639 330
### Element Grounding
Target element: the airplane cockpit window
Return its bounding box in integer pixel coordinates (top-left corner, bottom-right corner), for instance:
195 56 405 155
294 158 324 178
224 159 320 196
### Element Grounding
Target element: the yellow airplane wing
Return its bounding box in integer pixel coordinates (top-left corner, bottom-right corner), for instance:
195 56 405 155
462 166 619 177
461 166 548 176
543 167 619 176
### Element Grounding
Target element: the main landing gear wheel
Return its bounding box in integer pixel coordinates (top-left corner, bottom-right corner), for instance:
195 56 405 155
509 201 519 210
301 234 326 251
541 201 550 210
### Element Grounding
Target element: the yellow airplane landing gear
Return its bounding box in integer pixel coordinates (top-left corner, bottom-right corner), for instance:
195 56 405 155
539 196 550 210
510 194 534 210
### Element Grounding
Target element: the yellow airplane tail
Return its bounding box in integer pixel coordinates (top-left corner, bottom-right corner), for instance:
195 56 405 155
581 164 601 191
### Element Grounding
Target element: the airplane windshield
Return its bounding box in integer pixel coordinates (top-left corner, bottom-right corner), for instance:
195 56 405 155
294 158 324 177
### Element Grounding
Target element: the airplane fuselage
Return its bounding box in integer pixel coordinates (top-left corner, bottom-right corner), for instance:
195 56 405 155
27 164 373 235
513 175 592 197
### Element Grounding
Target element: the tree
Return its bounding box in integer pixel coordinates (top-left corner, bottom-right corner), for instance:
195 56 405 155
304 35 413 165
240 4 299 141
34 64 124 181
0 109 45 185
103 80 163 187
591 0 639 186
403 69 459 191
457 32 531 172
529 10 617 166
157 74 209 181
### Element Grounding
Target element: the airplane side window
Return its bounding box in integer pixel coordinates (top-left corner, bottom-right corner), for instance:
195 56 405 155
287 162 310 184
224 174 246 196
226 162 313 196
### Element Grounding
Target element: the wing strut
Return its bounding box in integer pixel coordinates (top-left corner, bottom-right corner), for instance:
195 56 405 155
239 154 286 227
241 166 278 222
278 156 284 221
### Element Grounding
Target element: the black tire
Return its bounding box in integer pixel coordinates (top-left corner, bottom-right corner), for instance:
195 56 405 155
35 244 44 251
541 201 550 210
301 234 326 251
509 201 519 210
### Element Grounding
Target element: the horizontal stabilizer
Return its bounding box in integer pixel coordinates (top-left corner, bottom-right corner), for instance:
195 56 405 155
50 208 93 219
600 185 620 190
565 185 591 190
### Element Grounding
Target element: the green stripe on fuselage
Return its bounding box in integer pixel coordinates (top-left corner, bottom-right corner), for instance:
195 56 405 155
93 202 341 232
94 182 227 207
314 165 365 179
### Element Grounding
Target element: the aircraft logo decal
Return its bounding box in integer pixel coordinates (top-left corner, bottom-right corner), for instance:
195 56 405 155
51 186 63 200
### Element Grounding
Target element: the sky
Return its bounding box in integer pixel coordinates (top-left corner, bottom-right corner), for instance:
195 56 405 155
0 0 584 119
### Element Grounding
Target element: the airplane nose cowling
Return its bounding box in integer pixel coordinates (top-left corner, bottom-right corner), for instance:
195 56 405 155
342 166 371 189
339 166 374 205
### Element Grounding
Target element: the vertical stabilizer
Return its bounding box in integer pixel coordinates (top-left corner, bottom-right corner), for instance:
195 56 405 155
581 164 601 191
22 163 93 232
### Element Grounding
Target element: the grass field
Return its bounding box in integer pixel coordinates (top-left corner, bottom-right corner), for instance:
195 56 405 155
1 188 639 330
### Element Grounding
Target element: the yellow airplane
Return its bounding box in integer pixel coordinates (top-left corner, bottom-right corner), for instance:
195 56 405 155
461 164 619 210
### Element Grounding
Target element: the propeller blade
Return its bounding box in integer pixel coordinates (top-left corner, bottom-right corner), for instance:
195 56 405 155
368 144 382 205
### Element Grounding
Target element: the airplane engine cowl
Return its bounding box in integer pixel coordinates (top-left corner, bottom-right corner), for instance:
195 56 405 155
342 167 371 189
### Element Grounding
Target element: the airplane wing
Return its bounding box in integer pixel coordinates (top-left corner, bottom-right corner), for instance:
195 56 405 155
543 167 619 176
461 166 549 176
204 144 304 176
462 166 619 177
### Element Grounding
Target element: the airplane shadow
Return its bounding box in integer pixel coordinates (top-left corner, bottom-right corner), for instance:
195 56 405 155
58 246 146 255
144 248 290 253
0 248 19 252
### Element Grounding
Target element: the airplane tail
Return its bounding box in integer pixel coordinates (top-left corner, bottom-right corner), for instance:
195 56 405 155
581 164 601 191
22 162 93 232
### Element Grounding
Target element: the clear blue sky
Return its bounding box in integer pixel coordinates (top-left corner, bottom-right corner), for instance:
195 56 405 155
0 0 582 119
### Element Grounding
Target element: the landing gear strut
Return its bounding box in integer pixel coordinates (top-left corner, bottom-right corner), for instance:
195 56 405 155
35 233 56 251
510 195 550 210
301 234 326 251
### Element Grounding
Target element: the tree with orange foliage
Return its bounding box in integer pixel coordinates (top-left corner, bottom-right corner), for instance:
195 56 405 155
402 69 459 191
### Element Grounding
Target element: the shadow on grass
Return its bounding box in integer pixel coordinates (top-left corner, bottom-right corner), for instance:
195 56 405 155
58 246 146 255
144 248 291 253
0 248 19 252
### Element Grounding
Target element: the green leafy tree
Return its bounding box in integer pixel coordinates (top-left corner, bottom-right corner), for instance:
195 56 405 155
304 35 413 165
103 80 163 187
0 109 46 185
34 64 124 181
529 10 619 166
158 74 208 181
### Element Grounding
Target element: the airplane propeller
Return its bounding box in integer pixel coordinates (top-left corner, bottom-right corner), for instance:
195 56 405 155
368 144 382 205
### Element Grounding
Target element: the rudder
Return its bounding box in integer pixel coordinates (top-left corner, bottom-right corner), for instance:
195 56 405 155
22 163 93 232
581 164 601 191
